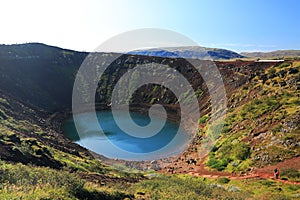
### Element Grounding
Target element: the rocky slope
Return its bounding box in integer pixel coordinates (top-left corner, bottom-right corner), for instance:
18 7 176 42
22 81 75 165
164 61 300 174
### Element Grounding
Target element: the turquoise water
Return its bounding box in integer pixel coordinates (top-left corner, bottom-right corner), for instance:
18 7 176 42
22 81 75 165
63 111 188 160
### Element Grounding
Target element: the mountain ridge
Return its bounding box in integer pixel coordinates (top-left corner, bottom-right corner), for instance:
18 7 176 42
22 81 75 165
241 50 300 59
129 46 245 60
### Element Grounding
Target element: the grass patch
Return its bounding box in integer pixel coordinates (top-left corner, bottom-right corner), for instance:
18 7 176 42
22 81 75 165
278 62 291 69
281 168 300 180
0 161 130 200
130 174 247 199
241 96 280 120
198 114 208 124
207 153 232 171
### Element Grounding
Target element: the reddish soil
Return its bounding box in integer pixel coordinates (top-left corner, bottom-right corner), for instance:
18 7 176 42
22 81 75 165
161 156 300 185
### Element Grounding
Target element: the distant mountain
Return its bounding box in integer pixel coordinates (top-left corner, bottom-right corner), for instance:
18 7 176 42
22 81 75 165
129 46 245 60
241 50 300 58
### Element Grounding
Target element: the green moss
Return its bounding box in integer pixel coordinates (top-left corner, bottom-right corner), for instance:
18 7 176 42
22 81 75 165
198 114 208 124
278 62 291 69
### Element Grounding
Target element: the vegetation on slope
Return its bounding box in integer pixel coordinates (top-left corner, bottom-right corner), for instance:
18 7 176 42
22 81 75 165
206 61 300 172
0 161 133 200
0 93 139 199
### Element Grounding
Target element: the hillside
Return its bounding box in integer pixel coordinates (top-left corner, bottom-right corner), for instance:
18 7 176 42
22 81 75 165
241 50 300 59
0 43 299 199
164 61 300 173
0 43 87 111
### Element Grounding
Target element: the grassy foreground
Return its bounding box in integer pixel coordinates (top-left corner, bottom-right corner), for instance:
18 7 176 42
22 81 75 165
0 160 300 200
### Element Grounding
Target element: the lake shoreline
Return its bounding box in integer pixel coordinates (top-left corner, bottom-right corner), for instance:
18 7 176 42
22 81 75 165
48 103 197 171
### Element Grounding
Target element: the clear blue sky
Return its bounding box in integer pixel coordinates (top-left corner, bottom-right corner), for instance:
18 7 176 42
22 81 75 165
1 0 299 52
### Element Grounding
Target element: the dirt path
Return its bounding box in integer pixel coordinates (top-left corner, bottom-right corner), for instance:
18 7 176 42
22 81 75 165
161 156 300 185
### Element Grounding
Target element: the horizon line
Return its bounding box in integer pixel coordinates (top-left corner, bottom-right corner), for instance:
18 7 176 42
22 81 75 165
1 42 300 54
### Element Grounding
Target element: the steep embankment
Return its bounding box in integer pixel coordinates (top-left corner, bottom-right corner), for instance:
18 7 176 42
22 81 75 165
163 61 300 180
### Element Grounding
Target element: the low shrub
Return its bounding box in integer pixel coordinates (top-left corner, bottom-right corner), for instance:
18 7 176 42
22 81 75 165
218 177 230 184
278 62 290 69
207 154 232 171
232 143 251 161
281 168 300 179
